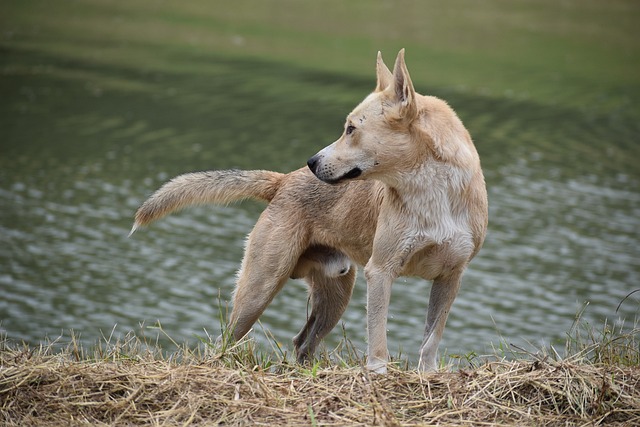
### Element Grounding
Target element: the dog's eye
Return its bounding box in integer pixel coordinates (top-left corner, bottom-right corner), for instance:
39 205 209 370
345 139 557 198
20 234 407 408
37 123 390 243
346 125 356 135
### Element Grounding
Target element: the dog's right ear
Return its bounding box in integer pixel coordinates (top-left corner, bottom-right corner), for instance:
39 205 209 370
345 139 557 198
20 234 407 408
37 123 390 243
375 51 393 92
390 49 417 122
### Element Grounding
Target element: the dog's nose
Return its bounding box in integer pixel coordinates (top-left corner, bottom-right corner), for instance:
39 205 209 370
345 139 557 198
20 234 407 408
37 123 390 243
307 155 319 174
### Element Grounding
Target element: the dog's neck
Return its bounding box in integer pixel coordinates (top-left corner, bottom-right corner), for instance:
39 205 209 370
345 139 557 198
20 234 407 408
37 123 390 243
379 158 462 195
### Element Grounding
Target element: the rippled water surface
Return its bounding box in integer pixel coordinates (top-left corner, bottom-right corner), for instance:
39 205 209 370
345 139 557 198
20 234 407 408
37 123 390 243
2 1 639 363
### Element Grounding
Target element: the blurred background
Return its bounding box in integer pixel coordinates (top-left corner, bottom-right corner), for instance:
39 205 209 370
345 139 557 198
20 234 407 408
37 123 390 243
1 0 638 362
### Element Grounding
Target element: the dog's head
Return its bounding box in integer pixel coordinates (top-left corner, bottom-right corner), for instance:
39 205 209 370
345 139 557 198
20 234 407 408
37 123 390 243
307 49 424 185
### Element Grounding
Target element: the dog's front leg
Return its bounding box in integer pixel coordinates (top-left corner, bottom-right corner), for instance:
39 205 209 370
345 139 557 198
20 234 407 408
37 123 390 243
419 271 463 371
364 214 424 373
363 261 397 374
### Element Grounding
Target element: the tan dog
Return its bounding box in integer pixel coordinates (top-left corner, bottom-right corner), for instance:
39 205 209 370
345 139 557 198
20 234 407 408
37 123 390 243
131 50 488 373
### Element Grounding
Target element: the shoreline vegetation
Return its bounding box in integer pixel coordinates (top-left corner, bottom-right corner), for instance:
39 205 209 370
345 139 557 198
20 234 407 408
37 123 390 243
1 319 638 426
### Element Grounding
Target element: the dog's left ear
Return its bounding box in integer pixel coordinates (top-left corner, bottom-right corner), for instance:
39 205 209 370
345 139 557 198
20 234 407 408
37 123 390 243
390 49 417 121
375 51 393 92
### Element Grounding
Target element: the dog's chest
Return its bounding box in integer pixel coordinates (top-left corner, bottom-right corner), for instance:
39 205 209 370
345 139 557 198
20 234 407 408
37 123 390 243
392 162 470 238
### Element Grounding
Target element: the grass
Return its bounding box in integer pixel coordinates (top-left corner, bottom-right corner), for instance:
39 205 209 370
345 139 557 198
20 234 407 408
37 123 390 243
1 318 638 426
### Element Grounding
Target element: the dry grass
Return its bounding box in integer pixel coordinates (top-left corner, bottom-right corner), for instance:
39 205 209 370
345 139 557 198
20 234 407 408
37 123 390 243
1 322 639 426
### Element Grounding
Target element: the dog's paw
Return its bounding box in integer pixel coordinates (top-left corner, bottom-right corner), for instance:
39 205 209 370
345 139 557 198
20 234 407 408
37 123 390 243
418 360 438 372
366 360 388 375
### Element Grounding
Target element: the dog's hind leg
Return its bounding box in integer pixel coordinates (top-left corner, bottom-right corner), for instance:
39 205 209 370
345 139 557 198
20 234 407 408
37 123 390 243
293 265 356 363
229 272 289 341
228 216 306 341
418 271 462 371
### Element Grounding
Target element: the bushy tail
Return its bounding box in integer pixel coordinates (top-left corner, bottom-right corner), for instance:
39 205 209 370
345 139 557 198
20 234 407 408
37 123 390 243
130 169 285 235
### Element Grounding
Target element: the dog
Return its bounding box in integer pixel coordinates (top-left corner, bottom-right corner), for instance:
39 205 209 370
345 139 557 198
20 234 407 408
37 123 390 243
131 49 488 373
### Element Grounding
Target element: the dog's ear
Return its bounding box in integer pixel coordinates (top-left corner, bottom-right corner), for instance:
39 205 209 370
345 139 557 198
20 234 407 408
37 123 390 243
390 49 417 121
375 51 393 92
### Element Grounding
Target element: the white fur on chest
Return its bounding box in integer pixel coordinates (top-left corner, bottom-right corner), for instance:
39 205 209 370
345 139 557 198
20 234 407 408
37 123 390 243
388 159 473 246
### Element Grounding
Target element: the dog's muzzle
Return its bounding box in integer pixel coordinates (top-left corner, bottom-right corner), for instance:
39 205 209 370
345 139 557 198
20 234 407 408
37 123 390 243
307 155 362 184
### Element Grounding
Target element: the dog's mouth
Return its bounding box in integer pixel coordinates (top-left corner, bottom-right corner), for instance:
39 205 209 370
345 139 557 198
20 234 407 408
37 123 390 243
324 167 362 184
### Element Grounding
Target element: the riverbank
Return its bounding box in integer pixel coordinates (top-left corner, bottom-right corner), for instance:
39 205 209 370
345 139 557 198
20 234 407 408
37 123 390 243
2 325 638 426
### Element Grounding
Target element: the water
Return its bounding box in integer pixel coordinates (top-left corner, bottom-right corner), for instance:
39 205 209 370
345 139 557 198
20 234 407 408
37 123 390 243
1 1 639 363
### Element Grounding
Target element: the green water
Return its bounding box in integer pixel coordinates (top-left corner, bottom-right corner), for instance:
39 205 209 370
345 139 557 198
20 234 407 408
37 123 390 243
1 0 638 360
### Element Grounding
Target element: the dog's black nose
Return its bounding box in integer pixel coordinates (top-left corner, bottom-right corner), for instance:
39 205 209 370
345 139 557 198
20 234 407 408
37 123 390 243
307 155 319 174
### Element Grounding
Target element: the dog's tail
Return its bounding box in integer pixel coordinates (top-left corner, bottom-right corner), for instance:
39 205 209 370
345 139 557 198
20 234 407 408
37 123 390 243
129 169 285 236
